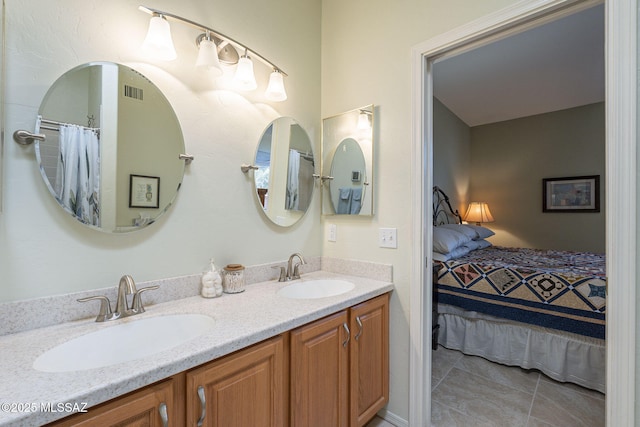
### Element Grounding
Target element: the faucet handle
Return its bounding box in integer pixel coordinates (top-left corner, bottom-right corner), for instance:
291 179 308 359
292 263 303 280
131 285 160 313
271 266 286 282
77 295 113 322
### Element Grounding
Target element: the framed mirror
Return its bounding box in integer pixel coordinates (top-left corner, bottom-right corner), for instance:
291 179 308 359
253 117 315 227
34 62 185 233
321 105 374 216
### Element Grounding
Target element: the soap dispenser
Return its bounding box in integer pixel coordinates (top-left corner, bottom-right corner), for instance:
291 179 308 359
201 258 223 298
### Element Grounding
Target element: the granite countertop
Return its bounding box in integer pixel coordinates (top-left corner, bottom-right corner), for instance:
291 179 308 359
0 271 393 426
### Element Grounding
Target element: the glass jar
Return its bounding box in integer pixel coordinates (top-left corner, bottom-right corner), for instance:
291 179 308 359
223 264 246 293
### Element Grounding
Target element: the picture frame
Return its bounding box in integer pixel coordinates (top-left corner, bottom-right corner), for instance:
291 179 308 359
129 174 160 209
542 175 600 213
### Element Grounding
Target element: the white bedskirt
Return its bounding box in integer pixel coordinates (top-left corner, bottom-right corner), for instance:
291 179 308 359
437 304 606 393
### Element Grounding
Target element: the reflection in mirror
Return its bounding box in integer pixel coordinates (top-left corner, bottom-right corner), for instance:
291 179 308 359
254 117 315 227
322 105 374 216
35 62 185 233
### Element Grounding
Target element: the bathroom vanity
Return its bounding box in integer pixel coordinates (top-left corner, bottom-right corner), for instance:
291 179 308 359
0 270 392 427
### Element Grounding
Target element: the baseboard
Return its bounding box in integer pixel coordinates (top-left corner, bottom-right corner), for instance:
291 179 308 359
377 409 408 427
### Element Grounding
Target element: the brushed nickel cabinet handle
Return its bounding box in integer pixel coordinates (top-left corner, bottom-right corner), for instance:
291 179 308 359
342 323 350 347
355 316 363 341
159 402 168 427
197 386 206 427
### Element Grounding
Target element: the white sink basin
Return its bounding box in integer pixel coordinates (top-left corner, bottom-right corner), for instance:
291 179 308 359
33 313 215 372
277 279 355 299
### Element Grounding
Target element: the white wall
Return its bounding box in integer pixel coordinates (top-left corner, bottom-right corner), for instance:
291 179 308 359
320 0 520 421
0 0 321 302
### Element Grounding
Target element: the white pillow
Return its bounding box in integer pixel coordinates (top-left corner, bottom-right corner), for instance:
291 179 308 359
432 227 472 253
467 225 495 239
433 245 472 261
463 239 492 251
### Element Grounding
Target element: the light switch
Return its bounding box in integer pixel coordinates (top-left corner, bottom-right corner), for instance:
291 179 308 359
379 228 397 248
328 224 337 242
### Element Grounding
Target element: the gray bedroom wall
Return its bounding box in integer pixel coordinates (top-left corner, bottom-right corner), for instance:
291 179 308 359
434 98 471 215
469 102 605 253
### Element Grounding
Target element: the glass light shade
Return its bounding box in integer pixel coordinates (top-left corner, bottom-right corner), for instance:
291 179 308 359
141 16 177 61
463 202 495 225
265 70 287 101
357 112 371 130
233 56 257 91
195 39 223 77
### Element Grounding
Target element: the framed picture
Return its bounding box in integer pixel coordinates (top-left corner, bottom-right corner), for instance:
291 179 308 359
129 174 160 209
542 175 600 213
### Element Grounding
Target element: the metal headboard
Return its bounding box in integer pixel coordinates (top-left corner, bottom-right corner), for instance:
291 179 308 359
433 186 462 225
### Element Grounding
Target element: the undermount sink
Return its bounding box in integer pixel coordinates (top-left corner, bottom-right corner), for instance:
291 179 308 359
277 279 355 299
33 313 215 372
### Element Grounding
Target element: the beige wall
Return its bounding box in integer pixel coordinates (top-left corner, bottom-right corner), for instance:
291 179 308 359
321 0 520 421
1 0 321 302
470 102 605 253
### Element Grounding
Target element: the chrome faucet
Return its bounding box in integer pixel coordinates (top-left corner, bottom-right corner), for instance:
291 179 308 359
286 253 307 281
78 275 159 322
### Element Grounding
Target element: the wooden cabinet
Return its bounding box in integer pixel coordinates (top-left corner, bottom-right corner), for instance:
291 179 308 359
290 311 350 427
48 293 389 427
186 335 286 427
290 294 390 427
47 375 183 427
350 294 389 427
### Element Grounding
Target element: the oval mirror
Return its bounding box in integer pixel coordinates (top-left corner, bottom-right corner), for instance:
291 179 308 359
35 62 185 233
329 138 367 214
321 105 374 216
253 117 315 227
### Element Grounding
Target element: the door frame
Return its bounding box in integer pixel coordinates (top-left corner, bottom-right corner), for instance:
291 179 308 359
409 0 637 425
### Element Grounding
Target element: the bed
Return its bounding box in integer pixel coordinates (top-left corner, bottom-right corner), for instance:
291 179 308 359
431 186 606 392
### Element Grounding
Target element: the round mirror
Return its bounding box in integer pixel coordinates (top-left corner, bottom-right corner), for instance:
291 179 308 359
35 62 185 233
329 138 367 215
253 117 315 227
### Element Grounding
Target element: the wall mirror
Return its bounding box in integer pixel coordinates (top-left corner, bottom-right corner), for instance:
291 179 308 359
253 117 315 227
321 105 374 216
34 62 185 233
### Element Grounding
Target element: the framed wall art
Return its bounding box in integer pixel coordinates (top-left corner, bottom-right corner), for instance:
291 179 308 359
542 175 600 213
129 174 160 209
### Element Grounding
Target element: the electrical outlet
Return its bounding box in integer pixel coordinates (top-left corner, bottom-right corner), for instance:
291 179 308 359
379 228 397 248
328 224 337 242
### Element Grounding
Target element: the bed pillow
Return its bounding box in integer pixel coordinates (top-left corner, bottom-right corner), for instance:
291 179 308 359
432 226 472 253
466 224 495 239
463 239 492 251
433 245 472 261
438 224 478 240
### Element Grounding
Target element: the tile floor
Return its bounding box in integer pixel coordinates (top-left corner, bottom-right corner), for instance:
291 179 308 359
366 346 605 427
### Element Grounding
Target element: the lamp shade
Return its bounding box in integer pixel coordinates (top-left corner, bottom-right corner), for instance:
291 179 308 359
265 70 287 101
141 15 177 61
195 38 223 77
463 202 494 225
233 55 257 91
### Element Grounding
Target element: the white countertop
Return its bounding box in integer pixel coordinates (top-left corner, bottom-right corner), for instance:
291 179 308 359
0 271 393 426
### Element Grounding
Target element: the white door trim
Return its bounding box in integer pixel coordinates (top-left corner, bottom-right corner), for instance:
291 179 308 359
409 0 637 425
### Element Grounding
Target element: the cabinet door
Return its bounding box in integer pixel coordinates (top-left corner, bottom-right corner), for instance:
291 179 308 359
290 310 350 427
48 376 179 427
350 293 389 427
186 335 285 427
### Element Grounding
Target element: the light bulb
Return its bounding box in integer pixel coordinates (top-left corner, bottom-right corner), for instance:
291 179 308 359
233 55 257 91
265 70 287 101
141 15 177 61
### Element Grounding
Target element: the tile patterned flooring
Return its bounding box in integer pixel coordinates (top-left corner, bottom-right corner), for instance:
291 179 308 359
366 346 606 427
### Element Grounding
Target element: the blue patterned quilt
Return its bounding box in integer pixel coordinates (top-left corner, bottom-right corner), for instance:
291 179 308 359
436 246 606 339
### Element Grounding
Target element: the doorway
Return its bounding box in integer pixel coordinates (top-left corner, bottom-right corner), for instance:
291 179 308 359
408 0 637 425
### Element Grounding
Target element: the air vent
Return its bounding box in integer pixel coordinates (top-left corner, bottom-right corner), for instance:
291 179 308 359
124 85 144 101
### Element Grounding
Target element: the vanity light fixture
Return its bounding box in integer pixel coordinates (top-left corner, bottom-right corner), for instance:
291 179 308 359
141 14 177 61
233 50 258 91
357 109 372 130
139 5 288 101
195 31 223 77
